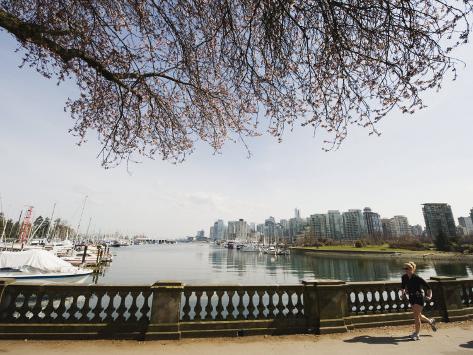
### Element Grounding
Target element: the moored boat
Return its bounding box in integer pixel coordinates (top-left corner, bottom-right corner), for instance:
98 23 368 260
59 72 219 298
0 249 93 280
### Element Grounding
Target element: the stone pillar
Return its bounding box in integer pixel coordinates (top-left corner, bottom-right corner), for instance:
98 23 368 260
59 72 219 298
0 279 15 313
302 279 348 334
430 276 469 322
146 281 184 340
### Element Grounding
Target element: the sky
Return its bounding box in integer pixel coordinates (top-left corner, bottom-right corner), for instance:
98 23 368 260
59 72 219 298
0 31 472 238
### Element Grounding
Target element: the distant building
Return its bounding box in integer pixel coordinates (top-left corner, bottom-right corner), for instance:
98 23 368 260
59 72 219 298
342 209 367 240
209 226 214 240
410 224 424 237
195 230 206 241
391 216 411 237
294 208 301 219
363 207 383 238
288 217 304 243
227 221 237 240
422 203 457 238
211 219 226 241
327 210 344 240
458 217 473 236
265 216 276 243
381 219 394 239
308 214 329 238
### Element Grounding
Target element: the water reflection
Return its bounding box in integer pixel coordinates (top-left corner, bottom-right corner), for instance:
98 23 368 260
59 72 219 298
90 244 473 285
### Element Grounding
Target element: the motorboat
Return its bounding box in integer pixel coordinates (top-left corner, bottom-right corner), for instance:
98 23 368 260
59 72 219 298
0 249 93 280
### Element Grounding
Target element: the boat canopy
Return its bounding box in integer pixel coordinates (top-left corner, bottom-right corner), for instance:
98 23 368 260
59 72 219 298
0 250 77 273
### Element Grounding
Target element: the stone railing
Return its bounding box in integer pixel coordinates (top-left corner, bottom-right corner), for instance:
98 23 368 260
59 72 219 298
0 277 472 340
178 285 305 337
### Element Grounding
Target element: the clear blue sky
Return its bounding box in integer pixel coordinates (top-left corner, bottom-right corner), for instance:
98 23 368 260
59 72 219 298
0 31 472 238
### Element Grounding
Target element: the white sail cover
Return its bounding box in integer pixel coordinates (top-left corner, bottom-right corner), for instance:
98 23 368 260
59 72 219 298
0 250 77 273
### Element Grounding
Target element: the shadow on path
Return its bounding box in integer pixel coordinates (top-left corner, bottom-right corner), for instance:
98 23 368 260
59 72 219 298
459 340 473 349
344 334 432 345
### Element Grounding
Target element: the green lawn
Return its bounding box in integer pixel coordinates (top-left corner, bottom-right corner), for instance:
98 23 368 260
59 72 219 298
293 245 426 253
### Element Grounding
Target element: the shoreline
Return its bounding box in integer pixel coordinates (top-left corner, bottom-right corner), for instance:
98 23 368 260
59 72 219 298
290 247 473 261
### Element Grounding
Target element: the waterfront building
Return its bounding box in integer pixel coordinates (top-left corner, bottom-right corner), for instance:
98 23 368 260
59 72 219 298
227 221 237 240
264 217 276 243
410 224 424 237
210 219 226 241
422 203 457 238
381 218 393 239
342 209 368 240
327 210 344 240
209 226 214 240
363 207 383 239
458 216 473 236
308 214 329 238
256 223 265 235
391 215 411 237
288 217 304 244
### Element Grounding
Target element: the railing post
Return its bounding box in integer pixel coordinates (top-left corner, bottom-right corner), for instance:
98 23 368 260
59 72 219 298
146 281 184 340
302 279 348 334
430 277 469 322
0 279 15 315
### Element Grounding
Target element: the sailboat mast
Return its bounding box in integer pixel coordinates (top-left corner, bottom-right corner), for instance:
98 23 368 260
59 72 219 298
75 195 88 243
45 202 56 240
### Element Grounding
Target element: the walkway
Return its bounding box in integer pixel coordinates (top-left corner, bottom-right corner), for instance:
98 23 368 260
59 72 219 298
1 321 472 355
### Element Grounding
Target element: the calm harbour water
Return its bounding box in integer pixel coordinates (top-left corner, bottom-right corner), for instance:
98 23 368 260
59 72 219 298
89 243 473 285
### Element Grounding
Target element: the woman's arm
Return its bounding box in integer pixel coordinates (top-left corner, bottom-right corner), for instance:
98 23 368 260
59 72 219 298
420 277 433 299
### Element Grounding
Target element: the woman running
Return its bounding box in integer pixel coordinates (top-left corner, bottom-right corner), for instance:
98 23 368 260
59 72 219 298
401 261 437 340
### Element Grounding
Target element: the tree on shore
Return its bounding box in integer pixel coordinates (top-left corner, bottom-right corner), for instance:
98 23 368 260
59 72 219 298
434 229 450 252
0 1 471 167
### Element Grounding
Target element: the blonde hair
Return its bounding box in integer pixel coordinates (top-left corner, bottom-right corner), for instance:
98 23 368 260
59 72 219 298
404 261 416 272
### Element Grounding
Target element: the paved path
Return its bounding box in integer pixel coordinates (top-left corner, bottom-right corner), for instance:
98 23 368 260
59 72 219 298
1 321 472 355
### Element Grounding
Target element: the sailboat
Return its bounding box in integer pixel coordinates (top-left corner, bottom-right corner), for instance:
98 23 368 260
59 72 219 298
0 249 92 280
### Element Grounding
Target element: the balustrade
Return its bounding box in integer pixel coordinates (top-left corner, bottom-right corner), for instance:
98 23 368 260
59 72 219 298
0 284 153 324
460 279 473 307
346 281 436 316
0 278 471 340
179 285 304 321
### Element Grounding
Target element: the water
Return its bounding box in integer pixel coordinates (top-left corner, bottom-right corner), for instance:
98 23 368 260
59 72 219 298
89 243 473 285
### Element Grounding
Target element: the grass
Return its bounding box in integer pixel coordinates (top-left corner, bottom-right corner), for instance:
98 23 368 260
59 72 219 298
293 244 427 253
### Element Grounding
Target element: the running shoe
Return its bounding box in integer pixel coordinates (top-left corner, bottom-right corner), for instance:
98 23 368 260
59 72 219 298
429 318 437 332
409 332 420 341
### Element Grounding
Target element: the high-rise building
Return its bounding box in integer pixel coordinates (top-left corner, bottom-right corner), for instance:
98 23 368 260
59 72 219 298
211 219 226 241
308 214 329 238
235 219 249 240
410 224 424 237
458 217 473 236
265 216 276 243
227 221 237 240
381 219 393 239
195 230 205 240
470 208 473 227
294 208 301 219
422 203 457 238
327 210 344 240
209 226 214 240
288 217 304 243
342 209 367 240
363 207 383 238
390 215 411 237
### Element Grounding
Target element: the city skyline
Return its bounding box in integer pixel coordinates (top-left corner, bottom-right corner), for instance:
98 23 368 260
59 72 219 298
1 32 473 238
